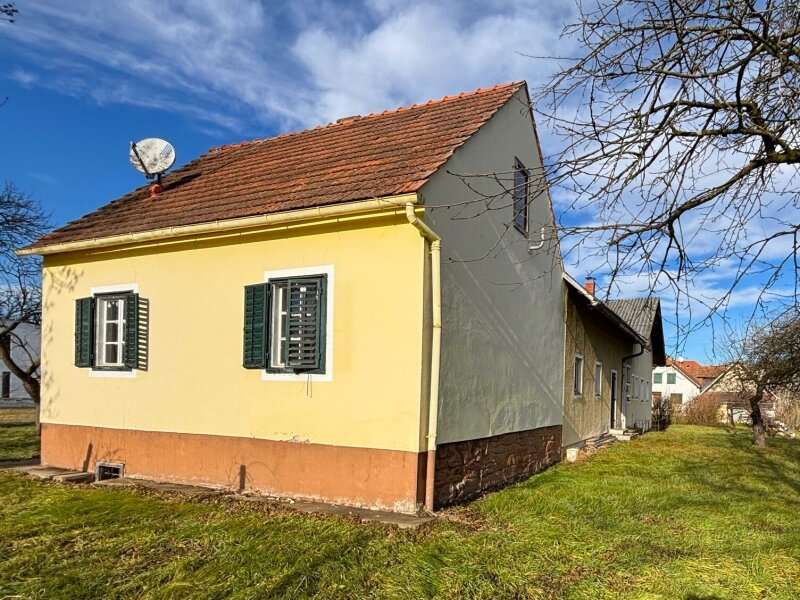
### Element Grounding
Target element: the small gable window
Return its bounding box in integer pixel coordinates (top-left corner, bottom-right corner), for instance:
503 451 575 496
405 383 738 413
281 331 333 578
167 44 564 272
513 158 529 236
653 372 662 384
667 373 677 385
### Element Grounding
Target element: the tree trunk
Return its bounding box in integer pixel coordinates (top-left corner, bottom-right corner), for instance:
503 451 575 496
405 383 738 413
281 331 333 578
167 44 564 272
750 388 767 448
728 405 736 431
0 332 41 431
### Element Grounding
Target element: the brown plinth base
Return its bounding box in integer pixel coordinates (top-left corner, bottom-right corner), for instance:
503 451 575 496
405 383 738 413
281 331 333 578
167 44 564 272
41 423 426 513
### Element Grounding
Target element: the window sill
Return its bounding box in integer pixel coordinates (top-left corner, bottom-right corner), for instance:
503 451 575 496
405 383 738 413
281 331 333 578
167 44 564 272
89 369 136 379
261 370 332 383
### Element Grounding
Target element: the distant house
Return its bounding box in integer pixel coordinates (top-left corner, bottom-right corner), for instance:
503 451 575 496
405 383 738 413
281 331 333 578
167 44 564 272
606 297 667 431
696 365 778 423
562 275 647 449
652 359 726 407
0 322 39 404
21 81 567 513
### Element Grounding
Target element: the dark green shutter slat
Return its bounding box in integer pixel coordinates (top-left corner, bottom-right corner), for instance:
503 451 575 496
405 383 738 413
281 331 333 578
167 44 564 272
243 283 268 368
124 293 139 369
74 297 94 367
284 275 326 372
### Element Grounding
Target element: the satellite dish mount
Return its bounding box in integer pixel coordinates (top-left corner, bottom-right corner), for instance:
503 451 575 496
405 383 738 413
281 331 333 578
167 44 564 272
129 138 176 192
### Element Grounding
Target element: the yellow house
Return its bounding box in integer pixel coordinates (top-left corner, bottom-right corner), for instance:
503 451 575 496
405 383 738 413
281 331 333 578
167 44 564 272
22 81 565 513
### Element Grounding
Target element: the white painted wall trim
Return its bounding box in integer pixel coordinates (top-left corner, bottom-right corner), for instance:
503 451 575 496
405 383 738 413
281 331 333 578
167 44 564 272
89 369 136 379
261 264 335 383
90 283 139 295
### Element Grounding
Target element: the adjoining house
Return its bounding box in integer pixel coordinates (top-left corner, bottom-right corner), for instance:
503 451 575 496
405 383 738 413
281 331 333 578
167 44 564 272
0 322 39 406
606 297 667 432
21 81 567 513
562 275 647 450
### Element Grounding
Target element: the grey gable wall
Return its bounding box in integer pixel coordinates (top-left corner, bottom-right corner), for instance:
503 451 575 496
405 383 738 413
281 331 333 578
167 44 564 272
421 87 565 445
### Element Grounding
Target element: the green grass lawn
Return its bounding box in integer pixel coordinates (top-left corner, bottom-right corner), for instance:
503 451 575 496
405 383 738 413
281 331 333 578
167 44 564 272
0 425 798 599
0 408 38 461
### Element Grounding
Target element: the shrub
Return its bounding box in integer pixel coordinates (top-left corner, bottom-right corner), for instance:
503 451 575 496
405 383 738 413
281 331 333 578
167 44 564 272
675 395 723 426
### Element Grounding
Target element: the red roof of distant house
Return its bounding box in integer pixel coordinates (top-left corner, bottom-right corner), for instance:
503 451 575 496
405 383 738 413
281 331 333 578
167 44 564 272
666 358 726 387
28 81 526 250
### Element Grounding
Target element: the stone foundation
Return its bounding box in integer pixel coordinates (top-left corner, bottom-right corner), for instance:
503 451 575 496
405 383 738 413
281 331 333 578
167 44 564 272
433 425 561 508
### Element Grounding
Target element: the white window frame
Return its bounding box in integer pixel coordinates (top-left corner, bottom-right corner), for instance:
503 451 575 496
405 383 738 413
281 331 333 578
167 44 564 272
261 265 334 382
594 361 603 398
95 295 126 368
88 283 139 379
573 353 584 397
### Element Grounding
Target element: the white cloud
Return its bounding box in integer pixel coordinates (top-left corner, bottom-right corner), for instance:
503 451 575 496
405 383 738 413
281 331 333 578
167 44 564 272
292 1 572 123
3 0 574 131
8 68 36 86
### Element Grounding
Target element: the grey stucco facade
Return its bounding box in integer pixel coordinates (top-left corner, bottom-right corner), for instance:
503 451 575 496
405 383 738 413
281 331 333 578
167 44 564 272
421 86 565 446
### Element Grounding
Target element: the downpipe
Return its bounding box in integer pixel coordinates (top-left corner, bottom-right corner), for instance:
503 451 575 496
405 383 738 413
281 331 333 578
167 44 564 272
405 203 442 513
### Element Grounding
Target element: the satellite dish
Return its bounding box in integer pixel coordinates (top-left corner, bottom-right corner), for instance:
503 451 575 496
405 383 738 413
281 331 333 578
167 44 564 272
129 138 176 179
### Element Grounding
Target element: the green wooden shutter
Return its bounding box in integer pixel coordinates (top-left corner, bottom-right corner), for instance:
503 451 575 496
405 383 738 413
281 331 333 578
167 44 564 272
243 283 268 368
285 275 326 372
124 293 139 369
74 297 95 367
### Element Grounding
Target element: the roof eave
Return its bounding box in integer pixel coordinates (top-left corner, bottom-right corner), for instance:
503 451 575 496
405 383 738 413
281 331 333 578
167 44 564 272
563 273 647 345
19 193 420 257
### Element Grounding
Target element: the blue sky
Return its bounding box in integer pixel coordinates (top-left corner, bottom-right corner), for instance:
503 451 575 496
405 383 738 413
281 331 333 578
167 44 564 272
0 0 766 362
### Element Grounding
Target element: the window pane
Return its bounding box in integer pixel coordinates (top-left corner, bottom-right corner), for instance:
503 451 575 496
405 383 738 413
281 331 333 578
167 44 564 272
106 299 119 320
654 373 662 384
574 356 582 394
105 344 118 364
667 373 676 384
270 282 287 368
106 322 119 343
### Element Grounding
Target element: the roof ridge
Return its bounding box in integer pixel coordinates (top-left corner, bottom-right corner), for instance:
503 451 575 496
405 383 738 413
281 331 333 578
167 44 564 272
207 81 525 154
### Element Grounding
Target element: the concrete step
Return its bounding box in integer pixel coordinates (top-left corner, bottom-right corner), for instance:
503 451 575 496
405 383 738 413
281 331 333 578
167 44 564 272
53 471 95 484
584 432 616 450
610 429 641 442
11 465 85 480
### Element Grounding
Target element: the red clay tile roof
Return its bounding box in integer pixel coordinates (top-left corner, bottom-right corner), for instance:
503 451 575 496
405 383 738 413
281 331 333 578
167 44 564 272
29 81 525 250
666 358 727 387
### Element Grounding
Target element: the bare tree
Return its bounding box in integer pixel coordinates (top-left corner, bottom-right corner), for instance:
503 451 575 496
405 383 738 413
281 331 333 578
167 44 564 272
530 0 800 340
725 311 800 446
0 183 47 425
0 3 17 24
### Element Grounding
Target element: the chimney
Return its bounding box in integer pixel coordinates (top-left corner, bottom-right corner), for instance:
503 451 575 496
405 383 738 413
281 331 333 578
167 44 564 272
584 276 596 296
